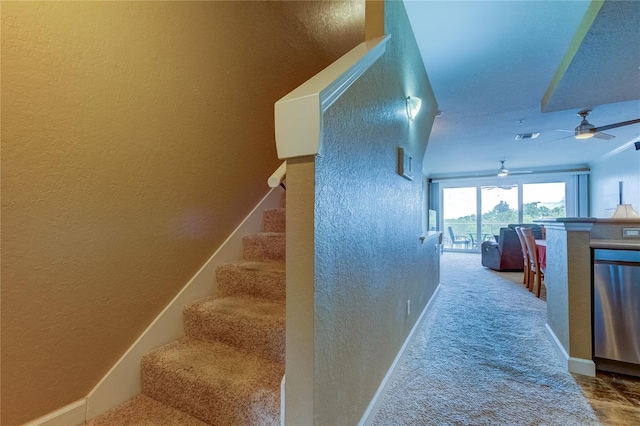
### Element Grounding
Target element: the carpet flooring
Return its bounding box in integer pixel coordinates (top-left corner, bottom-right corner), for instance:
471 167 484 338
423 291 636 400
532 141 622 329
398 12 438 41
86 200 286 425
373 252 600 426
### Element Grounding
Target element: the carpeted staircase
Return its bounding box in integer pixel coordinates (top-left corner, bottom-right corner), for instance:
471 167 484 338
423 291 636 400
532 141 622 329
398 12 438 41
87 197 286 425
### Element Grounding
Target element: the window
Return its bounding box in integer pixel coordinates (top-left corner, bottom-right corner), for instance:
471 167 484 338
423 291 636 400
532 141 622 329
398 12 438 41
523 182 566 220
481 184 518 239
443 187 476 250
437 176 574 252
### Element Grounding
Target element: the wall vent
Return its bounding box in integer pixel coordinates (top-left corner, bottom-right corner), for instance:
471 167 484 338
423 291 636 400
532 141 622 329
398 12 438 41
515 132 540 140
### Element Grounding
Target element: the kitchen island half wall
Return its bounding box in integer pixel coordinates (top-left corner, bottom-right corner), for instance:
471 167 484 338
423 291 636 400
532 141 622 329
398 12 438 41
535 217 640 377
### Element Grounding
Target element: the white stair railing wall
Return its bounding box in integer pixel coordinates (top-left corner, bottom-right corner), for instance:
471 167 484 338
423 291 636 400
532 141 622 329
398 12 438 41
272 34 390 426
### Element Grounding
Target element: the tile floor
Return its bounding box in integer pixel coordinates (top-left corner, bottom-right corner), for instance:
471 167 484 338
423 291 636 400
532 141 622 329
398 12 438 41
573 371 640 425
521 282 640 424
492 265 638 424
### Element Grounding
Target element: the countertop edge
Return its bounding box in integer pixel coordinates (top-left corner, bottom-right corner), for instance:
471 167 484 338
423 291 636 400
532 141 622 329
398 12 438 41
535 218 640 224
590 239 640 250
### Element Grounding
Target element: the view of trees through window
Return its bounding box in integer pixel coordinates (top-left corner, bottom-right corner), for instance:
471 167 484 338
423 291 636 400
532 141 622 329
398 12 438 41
443 182 566 250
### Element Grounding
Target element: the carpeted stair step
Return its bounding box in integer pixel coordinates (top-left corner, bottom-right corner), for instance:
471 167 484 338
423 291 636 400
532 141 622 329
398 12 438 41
142 337 283 426
280 190 286 208
184 296 285 363
263 208 286 232
85 394 208 426
243 232 285 262
216 261 285 302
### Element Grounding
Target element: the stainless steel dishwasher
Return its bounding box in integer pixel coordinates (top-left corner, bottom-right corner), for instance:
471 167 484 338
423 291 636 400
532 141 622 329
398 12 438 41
593 249 640 376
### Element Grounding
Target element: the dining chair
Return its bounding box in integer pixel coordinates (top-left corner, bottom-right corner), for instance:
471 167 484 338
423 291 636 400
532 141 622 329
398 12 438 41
514 227 530 289
521 227 544 298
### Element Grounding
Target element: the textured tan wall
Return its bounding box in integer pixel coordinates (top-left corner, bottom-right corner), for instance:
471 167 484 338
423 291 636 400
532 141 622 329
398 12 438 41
284 1 438 423
365 0 385 39
566 230 593 359
1 1 364 424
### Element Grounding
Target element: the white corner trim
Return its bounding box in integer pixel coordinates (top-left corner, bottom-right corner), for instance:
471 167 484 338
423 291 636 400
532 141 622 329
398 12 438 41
545 322 570 361
545 323 596 377
23 399 86 426
84 187 285 421
568 357 596 377
275 35 390 160
358 284 442 426
280 375 286 426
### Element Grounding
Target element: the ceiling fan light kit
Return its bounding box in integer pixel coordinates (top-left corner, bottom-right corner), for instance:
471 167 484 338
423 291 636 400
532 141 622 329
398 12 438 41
494 160 533 178
570 109 639 141
575 109 596 139
574 130 594 140
406 96 422 121
575 110 597 139
497 160 509 177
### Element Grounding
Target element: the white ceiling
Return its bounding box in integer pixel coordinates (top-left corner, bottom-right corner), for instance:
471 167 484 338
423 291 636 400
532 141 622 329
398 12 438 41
404 0 640 179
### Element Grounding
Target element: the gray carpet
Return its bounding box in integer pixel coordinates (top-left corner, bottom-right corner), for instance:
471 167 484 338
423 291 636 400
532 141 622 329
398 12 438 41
373 252 600 426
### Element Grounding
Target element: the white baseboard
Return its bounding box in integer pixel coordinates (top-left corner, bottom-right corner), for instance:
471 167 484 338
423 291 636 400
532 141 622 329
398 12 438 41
84 187 284 421
545 323 569 361
545 323 595 377
280 374 286 426
568 357 596 377
358 284 442 426
24 399 86 426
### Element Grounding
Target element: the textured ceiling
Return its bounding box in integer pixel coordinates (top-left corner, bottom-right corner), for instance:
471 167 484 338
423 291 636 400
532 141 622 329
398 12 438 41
542 0 640 112
404 0 640 178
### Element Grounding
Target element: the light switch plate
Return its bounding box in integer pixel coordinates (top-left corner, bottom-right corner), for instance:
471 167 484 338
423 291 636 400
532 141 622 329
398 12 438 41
622 227 640 237
398 147 413 181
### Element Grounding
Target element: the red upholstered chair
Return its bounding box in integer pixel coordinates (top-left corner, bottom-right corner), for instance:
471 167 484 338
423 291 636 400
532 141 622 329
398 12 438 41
521 227 544 298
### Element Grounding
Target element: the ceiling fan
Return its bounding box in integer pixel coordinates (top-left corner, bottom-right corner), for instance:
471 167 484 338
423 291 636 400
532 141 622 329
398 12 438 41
497 160 532 177
497 160 509 176
562 110 640 140
482 184 517 191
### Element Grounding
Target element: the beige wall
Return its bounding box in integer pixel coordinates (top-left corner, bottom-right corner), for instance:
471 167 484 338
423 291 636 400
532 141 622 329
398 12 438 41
1 2 364 424
285 1 439 423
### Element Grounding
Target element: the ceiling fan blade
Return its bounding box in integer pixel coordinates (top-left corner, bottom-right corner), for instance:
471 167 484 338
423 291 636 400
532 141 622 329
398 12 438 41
549 134 575 142
482 185 517 190
593 131 615 140
592 118 640 133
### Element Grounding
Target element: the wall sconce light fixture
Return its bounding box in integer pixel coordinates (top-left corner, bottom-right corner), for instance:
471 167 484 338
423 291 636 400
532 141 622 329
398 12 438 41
406 96 422 121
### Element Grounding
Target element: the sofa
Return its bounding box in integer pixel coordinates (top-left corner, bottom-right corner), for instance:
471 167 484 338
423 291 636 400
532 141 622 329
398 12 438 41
481 224 543 271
